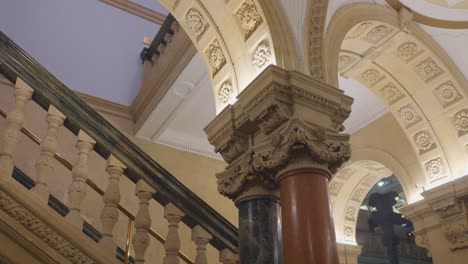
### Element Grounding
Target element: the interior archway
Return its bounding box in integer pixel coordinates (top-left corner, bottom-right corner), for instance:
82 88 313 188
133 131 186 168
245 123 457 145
157 0 298 112
323 3 468 190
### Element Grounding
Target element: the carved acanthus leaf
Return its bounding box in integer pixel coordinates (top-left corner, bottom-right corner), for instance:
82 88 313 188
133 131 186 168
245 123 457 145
443 223 468 251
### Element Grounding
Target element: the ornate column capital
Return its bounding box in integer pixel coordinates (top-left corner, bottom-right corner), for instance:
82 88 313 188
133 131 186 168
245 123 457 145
205 65 352 202
402 175 468 253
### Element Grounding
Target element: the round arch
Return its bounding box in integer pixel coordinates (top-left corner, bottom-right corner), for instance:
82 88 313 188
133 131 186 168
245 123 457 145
322 3 468 189
330 147 417 244
157 0 298 112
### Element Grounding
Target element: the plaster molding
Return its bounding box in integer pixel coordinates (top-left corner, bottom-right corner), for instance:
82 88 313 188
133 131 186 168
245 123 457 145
75 91 133 121
99 0 166 25
132 27 197 132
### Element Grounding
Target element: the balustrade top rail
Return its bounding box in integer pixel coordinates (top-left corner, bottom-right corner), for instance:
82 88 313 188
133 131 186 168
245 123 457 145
0 31 238 253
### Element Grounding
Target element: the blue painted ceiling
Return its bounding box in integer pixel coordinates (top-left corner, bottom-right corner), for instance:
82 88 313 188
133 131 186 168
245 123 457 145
0 0 168 106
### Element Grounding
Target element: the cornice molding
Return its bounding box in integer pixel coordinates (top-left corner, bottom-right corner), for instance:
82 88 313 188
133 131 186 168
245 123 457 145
74 91 133 121
132 28 197 131
385 0 468 29
99 0 166 25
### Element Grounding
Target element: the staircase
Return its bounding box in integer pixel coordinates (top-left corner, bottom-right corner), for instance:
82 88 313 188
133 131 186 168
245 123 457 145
0 31 238 264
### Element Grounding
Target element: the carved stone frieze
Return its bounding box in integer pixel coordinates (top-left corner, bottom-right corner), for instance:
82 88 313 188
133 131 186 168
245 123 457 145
336 168 354 180
186 8 209 40
344 225 354 241
345 206 357 222
252 42 272 69
329 181 344 196
425 157 447 181
434 81 463 108
361 69 385 87
453 108 468 136
234 0 263 40
351 188 365 202
338 54 358 73
205 39 226 76
437 203 463 219
218 80 234 105
396 42 421 62
413 130 436 155
363 25 394 44
0 191 96 264
414 57 444 83
346 22 372 39
398 104 422 128
306 0 327 79
443 223 468 251
379 82 405 105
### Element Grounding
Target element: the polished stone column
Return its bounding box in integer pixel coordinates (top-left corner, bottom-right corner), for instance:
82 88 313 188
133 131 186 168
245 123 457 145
237 196 282 264
278 169 339 264
205 65 352 264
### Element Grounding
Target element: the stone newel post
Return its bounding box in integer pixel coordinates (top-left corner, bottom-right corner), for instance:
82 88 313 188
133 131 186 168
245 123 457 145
205 65 353 264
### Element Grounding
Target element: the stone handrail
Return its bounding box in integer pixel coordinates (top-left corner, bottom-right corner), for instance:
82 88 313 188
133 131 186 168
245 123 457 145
0 31 238 260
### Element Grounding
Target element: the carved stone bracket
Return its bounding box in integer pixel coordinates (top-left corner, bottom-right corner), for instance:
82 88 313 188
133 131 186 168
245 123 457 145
205 65 352 202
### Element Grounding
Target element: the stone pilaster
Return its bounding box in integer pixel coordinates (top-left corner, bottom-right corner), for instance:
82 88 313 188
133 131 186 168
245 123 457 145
401 175 468 263
205 65 353 264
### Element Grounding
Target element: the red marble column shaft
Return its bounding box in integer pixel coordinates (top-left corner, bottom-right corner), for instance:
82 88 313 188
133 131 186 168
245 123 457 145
278 170 339 264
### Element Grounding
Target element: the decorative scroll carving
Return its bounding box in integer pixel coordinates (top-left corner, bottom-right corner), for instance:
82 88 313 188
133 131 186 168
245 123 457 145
205 39 226 76
0 191 95 264
346 22 372 39
453 109 468 136
235 0 263 40
398 104 422 128
425 157 447 181
364 25 394 44
415 57 444 83
218 80 234 105
361 69 385 87
413 130 436 155
443 223 468 251
434 81 463 108
252 42 272 69
379 82 404 105
186 8 209 40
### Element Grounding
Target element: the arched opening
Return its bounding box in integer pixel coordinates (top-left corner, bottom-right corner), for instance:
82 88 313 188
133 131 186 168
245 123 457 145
331 159 432 263
323 3 468 191
156 0 298 112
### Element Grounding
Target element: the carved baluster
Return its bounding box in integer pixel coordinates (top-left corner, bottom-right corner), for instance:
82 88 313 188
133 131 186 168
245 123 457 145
0 78 33 177
66 130 95 228
192 225 212 264
32 105 66 202
219 249 238 264
133 180 156 264
163 203 184 264
100 155 126 251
